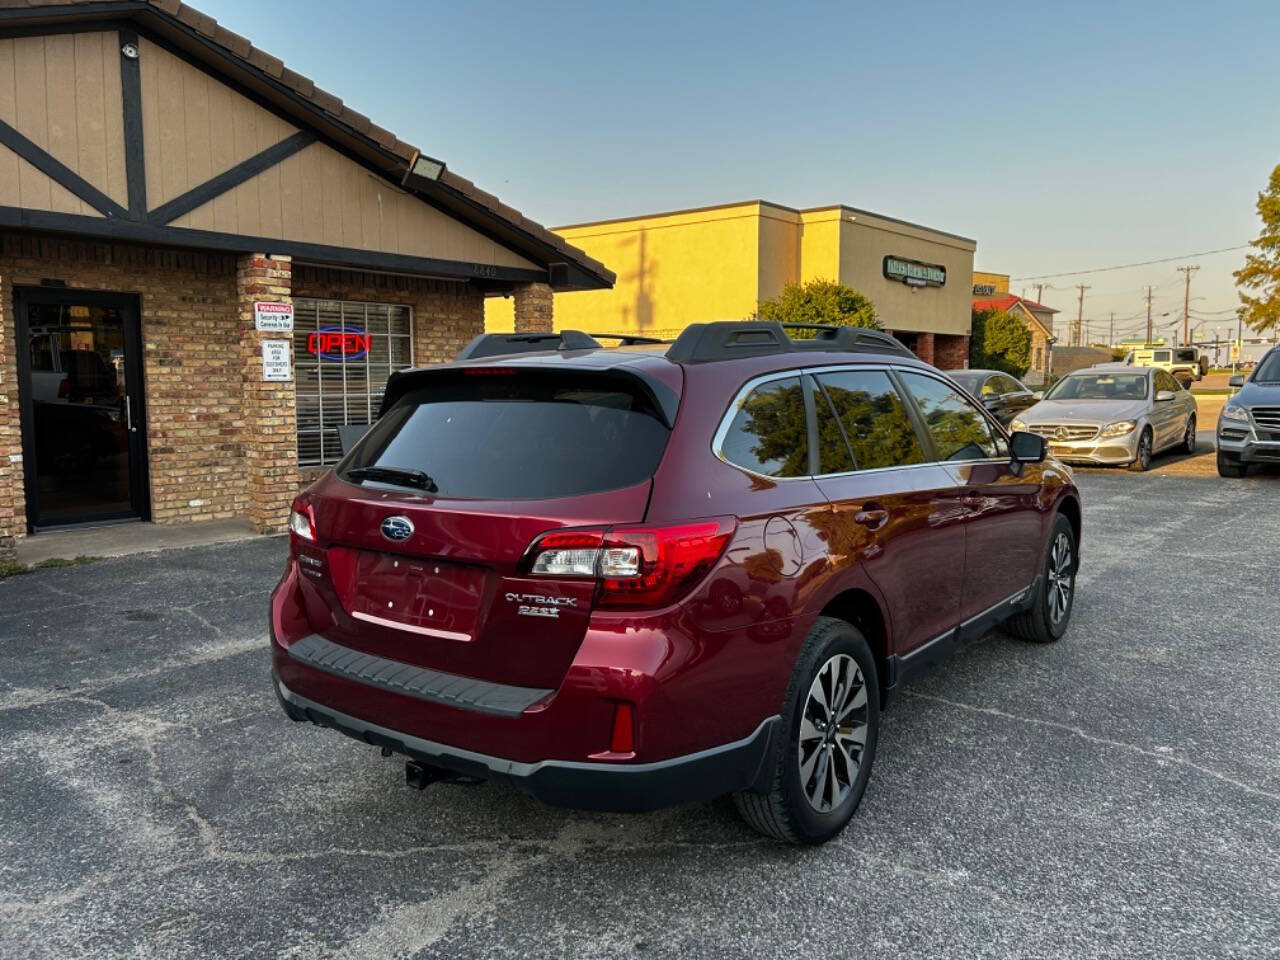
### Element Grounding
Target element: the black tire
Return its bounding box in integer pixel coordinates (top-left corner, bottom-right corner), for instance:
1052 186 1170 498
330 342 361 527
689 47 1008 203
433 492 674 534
1128 428 1153 472
1217 450 1247 478
733 616 879 845
1007 513 1077 644
1183 415 1196 455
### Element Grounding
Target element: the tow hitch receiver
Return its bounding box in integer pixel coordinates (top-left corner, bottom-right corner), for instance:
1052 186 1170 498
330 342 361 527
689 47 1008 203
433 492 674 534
405 760 484 790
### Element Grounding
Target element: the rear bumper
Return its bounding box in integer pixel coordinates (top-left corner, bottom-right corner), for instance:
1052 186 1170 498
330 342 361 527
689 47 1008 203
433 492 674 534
274 672 778 813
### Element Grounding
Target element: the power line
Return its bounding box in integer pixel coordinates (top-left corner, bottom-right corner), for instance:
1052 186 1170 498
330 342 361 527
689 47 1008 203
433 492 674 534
1011 244 1250 281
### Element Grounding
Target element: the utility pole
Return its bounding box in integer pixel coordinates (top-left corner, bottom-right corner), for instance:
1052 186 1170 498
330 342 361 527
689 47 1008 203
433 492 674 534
1145 286 1155 344
1034 283 1046 304
1075 285 1090 347
1109 312 1115 347
1177 265 1199 347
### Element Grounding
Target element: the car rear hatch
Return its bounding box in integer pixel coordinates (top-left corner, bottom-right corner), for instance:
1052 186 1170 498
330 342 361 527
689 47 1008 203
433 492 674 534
292 363 678 691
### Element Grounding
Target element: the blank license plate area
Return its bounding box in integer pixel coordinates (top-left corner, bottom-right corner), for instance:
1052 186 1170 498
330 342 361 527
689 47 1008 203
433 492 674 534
349 550 485 641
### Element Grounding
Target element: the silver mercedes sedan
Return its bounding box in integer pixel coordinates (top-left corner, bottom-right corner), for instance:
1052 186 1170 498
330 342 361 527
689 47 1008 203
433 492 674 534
1011 363 1198 472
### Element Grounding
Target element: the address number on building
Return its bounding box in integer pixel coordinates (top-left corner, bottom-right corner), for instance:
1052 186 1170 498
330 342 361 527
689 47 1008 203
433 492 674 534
254 301 294 332
261 339 292 382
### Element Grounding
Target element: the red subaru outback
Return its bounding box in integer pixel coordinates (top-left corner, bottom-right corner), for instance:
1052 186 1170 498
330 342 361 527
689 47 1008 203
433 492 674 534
272 322 1081 844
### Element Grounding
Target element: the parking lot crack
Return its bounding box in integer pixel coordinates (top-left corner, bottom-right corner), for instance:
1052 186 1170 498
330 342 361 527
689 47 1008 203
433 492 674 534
905 691 1280 803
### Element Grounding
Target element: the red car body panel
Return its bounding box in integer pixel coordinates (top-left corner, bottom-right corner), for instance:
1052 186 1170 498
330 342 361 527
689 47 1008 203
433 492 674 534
270 342 1080 810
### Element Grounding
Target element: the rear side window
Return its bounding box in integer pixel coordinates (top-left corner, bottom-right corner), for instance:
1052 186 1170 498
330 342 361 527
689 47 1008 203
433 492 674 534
898 371 1005 461
719 377 809 478
342 370 671 499
816 370 925 471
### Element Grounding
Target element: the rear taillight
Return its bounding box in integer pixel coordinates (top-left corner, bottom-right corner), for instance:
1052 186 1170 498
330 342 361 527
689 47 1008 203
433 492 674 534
288 497 316 552
57 378 70 399
524 517 735 610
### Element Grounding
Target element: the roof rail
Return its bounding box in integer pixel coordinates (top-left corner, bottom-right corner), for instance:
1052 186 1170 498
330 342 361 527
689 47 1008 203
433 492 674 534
665 321 915 363
590 333 670 346
454 330 601 360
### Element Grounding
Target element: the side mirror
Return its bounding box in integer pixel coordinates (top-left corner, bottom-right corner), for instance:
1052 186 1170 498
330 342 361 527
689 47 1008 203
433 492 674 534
1155 390 1176 402
1010 431 1046 464
1228 375 1245 388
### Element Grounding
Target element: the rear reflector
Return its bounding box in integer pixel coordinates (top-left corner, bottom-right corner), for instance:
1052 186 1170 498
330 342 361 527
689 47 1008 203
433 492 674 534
610 702 635 753
524 517 735 610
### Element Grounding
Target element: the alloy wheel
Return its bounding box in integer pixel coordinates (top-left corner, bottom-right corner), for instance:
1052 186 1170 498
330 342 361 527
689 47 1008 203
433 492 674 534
1046 532 1074 625
1185 416 1196 452
798 654 867 813
1138 433 1151 469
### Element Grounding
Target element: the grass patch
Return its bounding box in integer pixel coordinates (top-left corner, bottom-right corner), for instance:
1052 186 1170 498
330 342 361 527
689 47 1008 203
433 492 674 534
32 555 101 570
0 559 30 579
0 554 101 580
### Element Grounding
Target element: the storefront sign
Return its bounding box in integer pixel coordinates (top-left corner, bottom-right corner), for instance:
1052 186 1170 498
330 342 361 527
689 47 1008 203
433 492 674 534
972 283 997 296
254 302 294 332
261 339 292 381
307 327 371 361
884 256 946 288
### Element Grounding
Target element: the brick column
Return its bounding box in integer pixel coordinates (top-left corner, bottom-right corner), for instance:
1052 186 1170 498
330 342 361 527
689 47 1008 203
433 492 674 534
238 254 295 534
934 333 971 370
512 282 553 333
0 269 24 563
914 332 936 365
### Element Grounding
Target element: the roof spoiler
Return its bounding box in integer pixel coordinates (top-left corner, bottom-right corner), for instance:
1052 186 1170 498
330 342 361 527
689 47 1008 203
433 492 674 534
665 321 915 363
454 330 602 360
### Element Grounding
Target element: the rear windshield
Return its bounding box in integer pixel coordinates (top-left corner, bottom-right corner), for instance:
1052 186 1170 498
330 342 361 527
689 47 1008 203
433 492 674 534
339 369 672 499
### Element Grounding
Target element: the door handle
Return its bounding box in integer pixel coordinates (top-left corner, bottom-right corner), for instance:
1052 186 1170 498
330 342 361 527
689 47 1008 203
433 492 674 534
125 395 136 433
853 505 889 530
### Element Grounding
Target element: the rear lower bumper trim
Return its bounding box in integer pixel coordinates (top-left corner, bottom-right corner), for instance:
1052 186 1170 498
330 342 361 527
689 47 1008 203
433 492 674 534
274 674 780 813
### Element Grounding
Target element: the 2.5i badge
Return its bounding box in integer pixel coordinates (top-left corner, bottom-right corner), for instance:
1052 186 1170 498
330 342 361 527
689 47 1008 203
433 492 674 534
506 592 576 619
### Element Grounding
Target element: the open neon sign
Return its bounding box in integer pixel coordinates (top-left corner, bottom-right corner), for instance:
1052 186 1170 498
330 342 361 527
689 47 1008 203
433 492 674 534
308 327 371 361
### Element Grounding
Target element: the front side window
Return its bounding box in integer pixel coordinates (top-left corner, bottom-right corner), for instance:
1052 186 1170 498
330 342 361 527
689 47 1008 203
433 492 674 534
1156 370 1180 393
898 371 1004 461
294 299 413 467
1253 350 1280 383
719 377 809 478
817 370 926 471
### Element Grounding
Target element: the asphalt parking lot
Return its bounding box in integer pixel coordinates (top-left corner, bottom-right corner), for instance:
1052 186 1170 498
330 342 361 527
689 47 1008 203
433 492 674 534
2 470 1278 959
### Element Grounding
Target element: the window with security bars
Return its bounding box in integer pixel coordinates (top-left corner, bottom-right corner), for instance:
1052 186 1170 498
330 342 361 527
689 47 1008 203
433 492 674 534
293 299 413 467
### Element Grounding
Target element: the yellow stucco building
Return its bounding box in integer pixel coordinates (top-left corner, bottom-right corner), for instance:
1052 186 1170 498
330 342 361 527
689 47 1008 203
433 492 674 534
487 200 977 367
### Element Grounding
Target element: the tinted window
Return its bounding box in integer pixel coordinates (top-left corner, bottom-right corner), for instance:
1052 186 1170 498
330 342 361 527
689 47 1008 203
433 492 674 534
1156 370 1180 393
720 377 809 478
898 371 1003 461
991 374 1022 394
1254 351 1280 383
948 371 983 395
814 382 855 474
341 370 671 499
1154 350 1171 362
817 370 926 470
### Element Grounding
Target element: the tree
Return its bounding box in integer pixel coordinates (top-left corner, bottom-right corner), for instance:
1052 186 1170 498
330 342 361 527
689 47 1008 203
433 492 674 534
970 308 1032 377
1235 163 1280 334
755 279 879 332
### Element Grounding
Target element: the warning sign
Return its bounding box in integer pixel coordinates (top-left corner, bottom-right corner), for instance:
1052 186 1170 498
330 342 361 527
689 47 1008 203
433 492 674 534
254 302 294 332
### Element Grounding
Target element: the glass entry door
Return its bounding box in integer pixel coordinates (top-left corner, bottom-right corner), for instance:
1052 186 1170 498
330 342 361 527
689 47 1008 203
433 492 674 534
15 288 150 528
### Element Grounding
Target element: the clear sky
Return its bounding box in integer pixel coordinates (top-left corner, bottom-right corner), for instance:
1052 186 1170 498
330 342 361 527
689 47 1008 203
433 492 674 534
204 0 1280 346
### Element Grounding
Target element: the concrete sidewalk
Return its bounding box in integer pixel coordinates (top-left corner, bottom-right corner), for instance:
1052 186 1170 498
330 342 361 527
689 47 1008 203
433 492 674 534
13 518 265 566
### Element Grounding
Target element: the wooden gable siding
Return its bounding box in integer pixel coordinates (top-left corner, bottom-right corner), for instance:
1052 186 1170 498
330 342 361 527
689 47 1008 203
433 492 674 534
137 37 297 223
0 32 127 215
170 139 539 269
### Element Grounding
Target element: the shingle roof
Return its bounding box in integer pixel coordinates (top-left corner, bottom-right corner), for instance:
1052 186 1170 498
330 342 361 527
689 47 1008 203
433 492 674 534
0 0 614 287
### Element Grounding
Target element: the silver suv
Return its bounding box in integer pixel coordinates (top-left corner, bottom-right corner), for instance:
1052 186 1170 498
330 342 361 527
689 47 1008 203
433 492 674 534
1218 347 1280 477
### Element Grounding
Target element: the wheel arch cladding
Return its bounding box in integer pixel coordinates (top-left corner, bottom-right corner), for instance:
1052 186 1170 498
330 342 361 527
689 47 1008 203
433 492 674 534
1057 494 1082 556
819 589 889 697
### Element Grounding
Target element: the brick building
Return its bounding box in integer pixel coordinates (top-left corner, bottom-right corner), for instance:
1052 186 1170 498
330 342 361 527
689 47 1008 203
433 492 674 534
0 0 612 561
971 272 1059 385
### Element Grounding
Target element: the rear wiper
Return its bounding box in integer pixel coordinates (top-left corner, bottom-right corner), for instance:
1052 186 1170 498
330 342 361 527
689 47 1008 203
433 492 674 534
345 466 438 492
